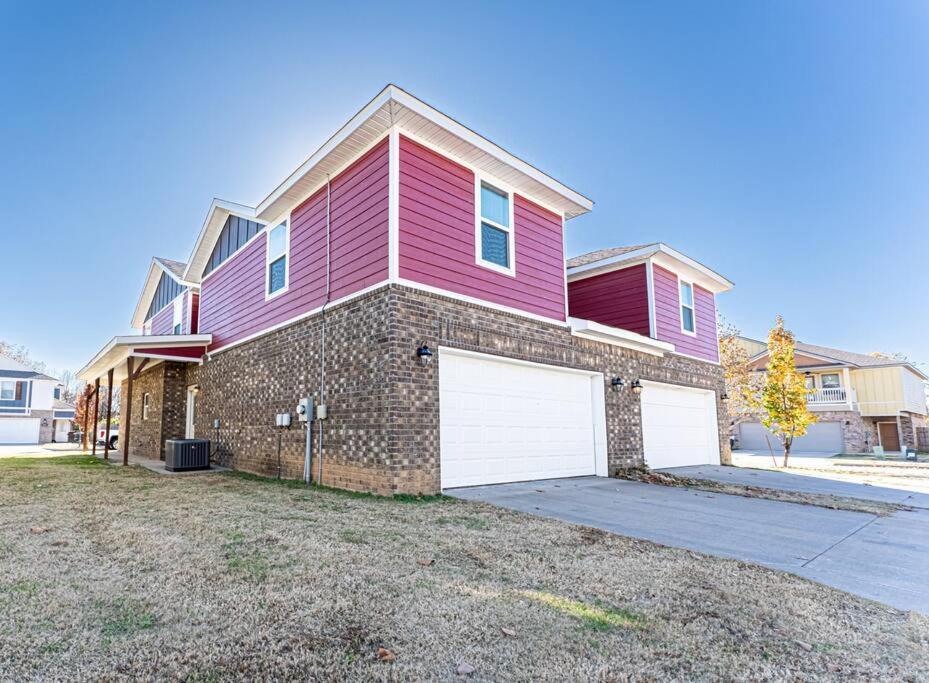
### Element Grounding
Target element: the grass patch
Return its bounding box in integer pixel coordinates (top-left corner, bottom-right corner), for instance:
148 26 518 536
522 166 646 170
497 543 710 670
1 579 39 596
524 590 643 631
99 598 157 639
0 456 105 470
338 529 366 545
224 470 452 504
222 529 270 581
436 515 490 530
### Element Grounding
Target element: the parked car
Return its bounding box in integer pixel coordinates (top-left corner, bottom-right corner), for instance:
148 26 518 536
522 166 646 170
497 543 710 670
96 425 118 449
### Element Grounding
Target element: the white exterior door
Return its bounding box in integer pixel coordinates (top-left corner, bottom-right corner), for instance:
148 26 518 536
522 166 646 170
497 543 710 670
54 420 70 443
0 418 41 444
641 382 720 469
439 349 606 489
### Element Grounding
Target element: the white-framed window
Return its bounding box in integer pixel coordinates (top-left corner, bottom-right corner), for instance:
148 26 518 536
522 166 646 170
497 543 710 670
143 320 152 336
475 178 515 276
172 297 183 335
142 393 151 420
0 381 16 400
679 280 696 334
266 217 289 298
821 373 841 389
804 375 815 390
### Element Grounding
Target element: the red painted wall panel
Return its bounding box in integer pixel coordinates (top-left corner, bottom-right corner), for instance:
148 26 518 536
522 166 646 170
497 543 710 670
199 138 390 351
149 300 176 336
398 136 566 321
189 292 199 334
653 264 719 362
566 264 650 336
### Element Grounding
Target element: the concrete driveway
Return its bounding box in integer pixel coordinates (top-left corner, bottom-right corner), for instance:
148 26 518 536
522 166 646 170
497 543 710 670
450 475 929 614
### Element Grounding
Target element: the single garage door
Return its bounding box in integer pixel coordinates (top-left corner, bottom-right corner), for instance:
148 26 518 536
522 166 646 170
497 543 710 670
0 418 40 444
641 382 720 469
439 349 605 489
739 421 842 454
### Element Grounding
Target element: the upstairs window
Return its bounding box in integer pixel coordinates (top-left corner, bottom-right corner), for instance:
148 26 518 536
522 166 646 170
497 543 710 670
173 298 183 335
821 373 841 389
0 381 16 400
476 180 515 276
54 387 61 400
266 219 289 297
680 281 696 334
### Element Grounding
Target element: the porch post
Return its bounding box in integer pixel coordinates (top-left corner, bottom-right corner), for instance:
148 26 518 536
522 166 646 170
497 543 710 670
103 368 114 462
123 356 134 466
842 367 853 410
91 378 100 456
81 386 90 451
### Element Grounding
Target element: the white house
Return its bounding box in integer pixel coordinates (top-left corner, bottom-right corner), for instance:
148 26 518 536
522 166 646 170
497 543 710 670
0 356 75 444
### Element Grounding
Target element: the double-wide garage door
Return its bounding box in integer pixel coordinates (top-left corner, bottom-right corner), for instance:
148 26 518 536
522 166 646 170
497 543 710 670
0 418 40 444
739 421 843 454
640 382 721 469
439 350 604 489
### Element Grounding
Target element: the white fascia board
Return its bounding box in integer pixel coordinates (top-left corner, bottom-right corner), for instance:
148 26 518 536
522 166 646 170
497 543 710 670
78 334 213 381
568 243 734 293
568 317 674 356
388 86 593 215
131 258 200 330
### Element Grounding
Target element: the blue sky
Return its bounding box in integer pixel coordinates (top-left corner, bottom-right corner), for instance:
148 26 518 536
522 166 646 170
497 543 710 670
1 1 927 374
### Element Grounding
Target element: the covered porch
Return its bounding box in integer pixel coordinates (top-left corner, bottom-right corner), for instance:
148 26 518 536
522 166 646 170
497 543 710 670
77 334 211 464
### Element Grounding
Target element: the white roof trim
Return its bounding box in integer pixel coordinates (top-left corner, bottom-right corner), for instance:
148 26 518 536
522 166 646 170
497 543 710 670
78 334 213 382
568 317 674 357
131 259 198 330
568 243 734 294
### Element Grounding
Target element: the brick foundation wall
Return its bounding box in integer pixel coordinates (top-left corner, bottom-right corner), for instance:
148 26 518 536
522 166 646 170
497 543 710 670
186 287 394 494
385 285 729 493
180 284 728 495
119 362 188 460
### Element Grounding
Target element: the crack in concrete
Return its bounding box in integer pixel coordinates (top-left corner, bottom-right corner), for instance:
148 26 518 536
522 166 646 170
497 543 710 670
801 514 881 568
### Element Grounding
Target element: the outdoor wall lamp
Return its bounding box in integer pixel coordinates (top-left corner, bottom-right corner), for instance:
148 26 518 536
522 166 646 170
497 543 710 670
416 343 434 366
631 380 643 395
721 392 730 403
611 377 625 392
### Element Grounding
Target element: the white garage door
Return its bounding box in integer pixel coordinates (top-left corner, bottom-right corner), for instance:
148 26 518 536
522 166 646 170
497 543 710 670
739 421 842 454
641 382 720 469
439 349 605 489
0 418 40 444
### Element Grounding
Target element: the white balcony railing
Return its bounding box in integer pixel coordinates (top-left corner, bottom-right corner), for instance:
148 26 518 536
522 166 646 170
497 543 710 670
807 387 848 404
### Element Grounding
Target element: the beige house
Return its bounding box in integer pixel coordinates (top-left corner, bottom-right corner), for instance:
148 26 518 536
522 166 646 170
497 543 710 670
734 337 928 454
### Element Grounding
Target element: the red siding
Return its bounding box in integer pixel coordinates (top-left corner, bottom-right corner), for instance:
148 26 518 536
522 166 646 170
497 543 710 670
653 264 719 362
398 135 566 321
567 264 650 336
134 346 206 359
149 300 176 336
199 138 390 351
189 292 199 334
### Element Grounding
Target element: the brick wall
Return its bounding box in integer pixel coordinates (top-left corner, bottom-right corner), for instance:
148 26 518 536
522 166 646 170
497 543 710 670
186 287 395 493
179 283 727 495
385 285 729 493
119 362 188 460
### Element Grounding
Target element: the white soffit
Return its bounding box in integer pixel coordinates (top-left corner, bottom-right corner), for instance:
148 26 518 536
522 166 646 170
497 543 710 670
568 317 673 356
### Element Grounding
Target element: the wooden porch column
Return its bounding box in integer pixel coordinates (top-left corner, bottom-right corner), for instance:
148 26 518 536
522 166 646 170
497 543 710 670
123 356 134 466
91 378 100 456
103 368 114 462
81 386 90 451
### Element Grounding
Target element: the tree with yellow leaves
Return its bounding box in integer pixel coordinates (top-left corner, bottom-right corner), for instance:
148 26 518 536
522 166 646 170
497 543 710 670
761 316 817 467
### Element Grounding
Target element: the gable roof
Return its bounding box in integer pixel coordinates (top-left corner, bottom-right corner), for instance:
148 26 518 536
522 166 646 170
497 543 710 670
0 368 59 381
131 257 196 330
566 242 733 294
746 337 928 379
567 244 656 268
183 84 595 282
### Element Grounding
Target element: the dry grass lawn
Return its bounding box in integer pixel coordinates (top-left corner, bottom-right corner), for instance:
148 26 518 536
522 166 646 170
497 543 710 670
1 455 928 681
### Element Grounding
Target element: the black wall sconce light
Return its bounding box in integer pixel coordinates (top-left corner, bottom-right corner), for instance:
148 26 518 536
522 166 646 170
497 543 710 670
416 343 434 366
721 392 730 403
631 379 643 395
611 377 625 392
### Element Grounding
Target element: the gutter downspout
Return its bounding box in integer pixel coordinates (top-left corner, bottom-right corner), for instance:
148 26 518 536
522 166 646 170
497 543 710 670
317 174 332 485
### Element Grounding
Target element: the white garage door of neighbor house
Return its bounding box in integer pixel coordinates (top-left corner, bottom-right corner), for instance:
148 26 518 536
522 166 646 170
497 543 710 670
0 418 41 444
739 421 842 454
641 383 720 469
439 349 605 489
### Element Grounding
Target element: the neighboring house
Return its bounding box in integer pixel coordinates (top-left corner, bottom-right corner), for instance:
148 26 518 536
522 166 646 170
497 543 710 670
0 356 75 444
734 336 929 454
78 85 733 494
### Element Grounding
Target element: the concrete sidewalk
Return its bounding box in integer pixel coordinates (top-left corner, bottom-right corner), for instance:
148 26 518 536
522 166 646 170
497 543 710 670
450 476 929 614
